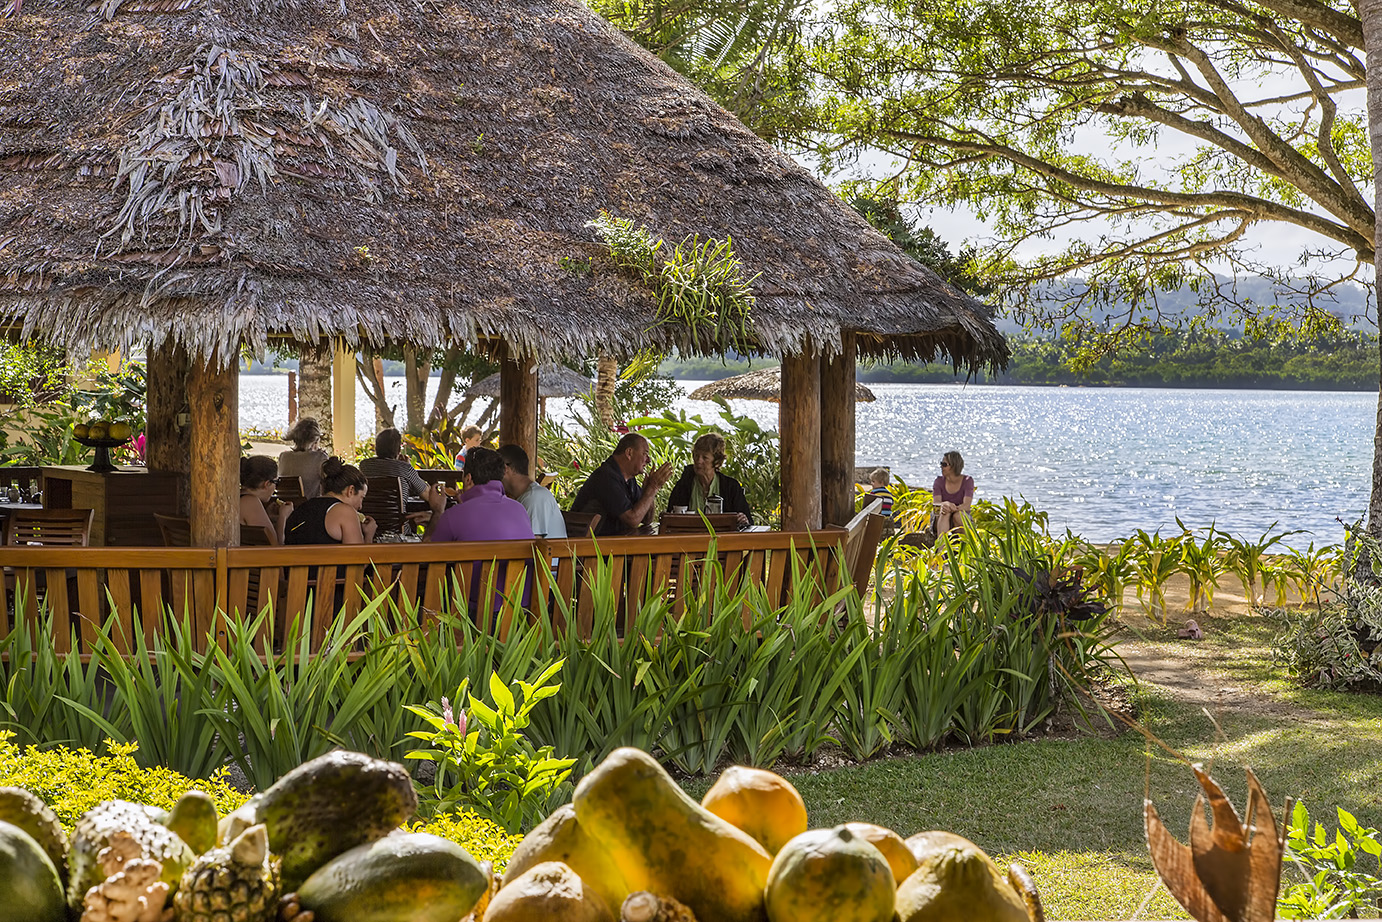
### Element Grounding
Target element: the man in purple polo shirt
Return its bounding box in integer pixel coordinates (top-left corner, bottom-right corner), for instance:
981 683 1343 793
426 446 535 542
425 446 534 613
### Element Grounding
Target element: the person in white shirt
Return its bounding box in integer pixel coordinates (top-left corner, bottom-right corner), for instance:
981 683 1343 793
498 443 566 539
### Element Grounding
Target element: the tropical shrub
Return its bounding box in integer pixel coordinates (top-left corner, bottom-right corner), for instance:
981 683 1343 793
0 732 248 829
1279 801 1382 919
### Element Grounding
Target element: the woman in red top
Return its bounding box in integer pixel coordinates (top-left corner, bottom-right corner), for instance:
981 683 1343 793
932 450 974 537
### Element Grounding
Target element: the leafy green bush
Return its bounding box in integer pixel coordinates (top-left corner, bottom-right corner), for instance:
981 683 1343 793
0 732 249 830
407 663 576 834
1280 801 1382 918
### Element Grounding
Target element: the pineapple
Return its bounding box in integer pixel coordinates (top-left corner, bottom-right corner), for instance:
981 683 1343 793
174 825 278 922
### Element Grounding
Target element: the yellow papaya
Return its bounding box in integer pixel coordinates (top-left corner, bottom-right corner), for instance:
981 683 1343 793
501 805 628 913
765 826 895 922
896 837 1028 922
843 822 917 885
573 748 771 922
701 766 808 855
903 830 974 865
483 861 613 922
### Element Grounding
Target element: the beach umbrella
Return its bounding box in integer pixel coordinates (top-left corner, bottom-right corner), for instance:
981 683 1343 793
468 364 594 399
690 367 877 403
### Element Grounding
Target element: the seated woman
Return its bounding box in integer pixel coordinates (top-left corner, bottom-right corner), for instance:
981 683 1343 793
278 417 329 500
285 457 377 545
239 455 292 545
932 450 974 537
667 432 753 527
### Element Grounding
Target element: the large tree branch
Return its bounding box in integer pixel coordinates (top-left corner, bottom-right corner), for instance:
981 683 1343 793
889 129 1374 257
1214 0 1363 50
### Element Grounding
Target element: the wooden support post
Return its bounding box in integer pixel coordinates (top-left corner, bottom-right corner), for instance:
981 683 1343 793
287 371 298 426
146 339 191 472
820 332 857 527
780 350 822 530
188 352 239 547
499 347 539 465
332 339 356 454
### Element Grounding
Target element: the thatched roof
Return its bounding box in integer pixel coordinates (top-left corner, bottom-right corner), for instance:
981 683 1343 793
0 0 1008 370
469 363 592 399
690 367 876 403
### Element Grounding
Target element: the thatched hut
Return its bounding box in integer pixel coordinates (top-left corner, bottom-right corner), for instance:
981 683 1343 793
691 368 877 403
0 0 1006 541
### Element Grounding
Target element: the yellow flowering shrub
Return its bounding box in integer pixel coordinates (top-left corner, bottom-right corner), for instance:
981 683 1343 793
0 732 250 830
410 811 523 871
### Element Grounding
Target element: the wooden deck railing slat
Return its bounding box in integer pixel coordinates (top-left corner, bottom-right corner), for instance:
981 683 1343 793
0 531 847 653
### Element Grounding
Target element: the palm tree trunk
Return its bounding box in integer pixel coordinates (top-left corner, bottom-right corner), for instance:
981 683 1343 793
595 353 617 430
298 340 333 451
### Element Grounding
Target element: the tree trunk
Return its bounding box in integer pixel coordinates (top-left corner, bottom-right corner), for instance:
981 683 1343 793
356 353 395 431
1366 0 1382 535
428 347 464 429
403 347 430 433
298 340 333 451
595 353 618 430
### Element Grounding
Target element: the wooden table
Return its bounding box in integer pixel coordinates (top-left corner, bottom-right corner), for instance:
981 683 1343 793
40 466 183 546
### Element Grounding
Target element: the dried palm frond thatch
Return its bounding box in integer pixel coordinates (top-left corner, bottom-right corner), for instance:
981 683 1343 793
468 363 593 399
690 367 877 403
0 0 1007 371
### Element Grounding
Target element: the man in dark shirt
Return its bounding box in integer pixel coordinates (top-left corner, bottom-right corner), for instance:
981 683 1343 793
571 433 674 536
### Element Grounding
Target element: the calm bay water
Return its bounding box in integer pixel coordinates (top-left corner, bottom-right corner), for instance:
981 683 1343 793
239 376 1375 549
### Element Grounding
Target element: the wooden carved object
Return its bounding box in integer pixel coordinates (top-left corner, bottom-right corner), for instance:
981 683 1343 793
1144 765 1282 922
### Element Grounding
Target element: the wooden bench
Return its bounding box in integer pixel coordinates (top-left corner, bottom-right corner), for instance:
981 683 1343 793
0 529 848 655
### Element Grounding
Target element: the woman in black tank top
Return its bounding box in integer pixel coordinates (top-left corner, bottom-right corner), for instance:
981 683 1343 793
284 458 377 545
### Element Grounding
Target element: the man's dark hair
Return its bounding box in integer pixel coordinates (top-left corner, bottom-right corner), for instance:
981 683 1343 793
614 433 646 456
498 443 530 477
464 446 506 485
375 427 402 459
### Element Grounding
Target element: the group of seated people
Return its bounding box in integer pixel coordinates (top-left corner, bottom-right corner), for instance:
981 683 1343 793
237 420 753 547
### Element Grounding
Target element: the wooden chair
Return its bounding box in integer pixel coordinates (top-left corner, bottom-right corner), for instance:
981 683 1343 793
4 508 94 546
240 524 276 546
153 513 192 547
840 499 887 597
658 512 742 535
274 476 306 506
561 510 602 537
363 476 407 535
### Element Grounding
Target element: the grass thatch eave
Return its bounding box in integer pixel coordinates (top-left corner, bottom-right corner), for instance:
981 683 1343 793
690 367 877 403
0 0 1008 373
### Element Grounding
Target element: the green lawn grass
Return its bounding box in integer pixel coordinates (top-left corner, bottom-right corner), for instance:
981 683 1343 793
683 612 1382 920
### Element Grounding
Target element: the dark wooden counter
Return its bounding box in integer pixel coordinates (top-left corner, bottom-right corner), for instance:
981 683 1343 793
41 466 183 547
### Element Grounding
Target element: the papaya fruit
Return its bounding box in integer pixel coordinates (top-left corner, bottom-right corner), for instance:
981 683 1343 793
896 836 1028 922
502 804 629 913
483 861 614 922
255 751 417 891
844 822 918 885
765 826 895 922
0 788 66 883
164 790 218 857
573 747 771 922
701 766 808 855
296 832 489 922
904 829 974 865
0 820 65 922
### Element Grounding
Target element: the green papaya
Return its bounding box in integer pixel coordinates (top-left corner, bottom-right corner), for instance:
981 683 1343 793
254 751 417 891
297 832 488 922
163 789 218 856
0 820 66 922
0 787 66 883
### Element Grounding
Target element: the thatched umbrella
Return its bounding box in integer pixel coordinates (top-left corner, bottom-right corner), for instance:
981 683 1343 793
691 367 876 403
0 0 1006 372
468 365 593 400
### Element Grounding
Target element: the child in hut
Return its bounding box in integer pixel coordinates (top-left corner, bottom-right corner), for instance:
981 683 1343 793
866 468 894 519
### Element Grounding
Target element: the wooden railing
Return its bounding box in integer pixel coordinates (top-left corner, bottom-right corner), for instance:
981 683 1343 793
0 530 846 654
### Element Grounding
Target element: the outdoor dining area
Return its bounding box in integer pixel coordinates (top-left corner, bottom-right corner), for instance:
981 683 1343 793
0 0 1007 656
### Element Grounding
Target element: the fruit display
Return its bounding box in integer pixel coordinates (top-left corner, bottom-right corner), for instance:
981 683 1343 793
73 419 133 445
0 747 1046 922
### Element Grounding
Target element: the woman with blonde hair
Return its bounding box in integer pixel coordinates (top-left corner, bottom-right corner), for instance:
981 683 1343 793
278 417 328 499
666 432 753 526
931 450 974 536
